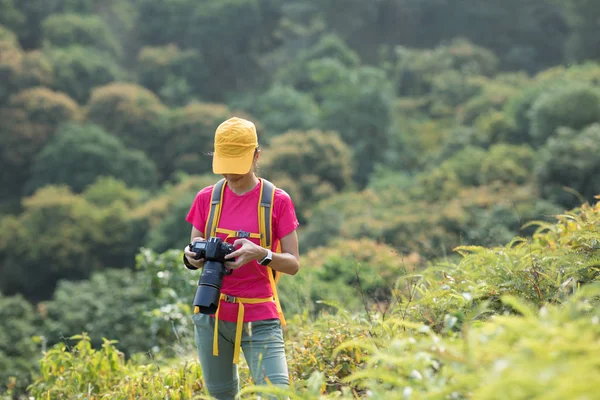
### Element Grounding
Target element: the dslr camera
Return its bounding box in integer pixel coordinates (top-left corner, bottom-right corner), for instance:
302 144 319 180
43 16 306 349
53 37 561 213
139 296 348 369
190 237 236 314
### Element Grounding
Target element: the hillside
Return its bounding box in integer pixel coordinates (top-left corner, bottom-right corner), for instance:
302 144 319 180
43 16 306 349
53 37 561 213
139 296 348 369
5 196 598 399
1 0 600 398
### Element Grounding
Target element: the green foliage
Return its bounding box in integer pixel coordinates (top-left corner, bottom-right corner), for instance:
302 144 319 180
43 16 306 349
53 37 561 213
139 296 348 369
317 64 394 186
41 269 157 358
23 199 600 399
0 293 40 394
165 102 232 178
276 33 361 92
301 183 562 260
145 191 197 254
46 45 126 103
528 83 600 146
457 75 523 125
82 176 149 209
136 0 283 101
0 184 143 302
25 122 159 194
480 144 536 185
229 84 321 139
280 238 420 316
18 49 54 89
388 38 499 99
0 86 80 200
133 248 198 356
0 2 24 37
2 2 600 398
41 13 122 58
560 0 600 62
0 33 22 105
85 82 171 177
136 44 205 106
261 129 354 221
0 24 17 45
27 333 207 399
535 123 600 208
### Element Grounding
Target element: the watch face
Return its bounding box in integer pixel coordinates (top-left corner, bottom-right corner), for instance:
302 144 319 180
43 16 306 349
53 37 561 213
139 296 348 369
260 251 272 266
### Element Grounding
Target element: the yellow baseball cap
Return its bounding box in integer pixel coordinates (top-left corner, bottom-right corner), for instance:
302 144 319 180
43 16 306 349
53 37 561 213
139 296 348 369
212 117 258 175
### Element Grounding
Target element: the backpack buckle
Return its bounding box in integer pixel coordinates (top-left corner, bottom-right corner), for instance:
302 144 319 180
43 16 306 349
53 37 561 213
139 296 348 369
222 294 237 303
236 230 251 238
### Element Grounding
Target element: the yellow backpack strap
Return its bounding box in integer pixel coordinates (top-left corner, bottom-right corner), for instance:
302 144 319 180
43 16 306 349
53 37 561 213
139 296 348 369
204 178 227 239
258 178 286 325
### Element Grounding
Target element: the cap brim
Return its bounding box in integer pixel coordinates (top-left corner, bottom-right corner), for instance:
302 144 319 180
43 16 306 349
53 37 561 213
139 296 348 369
212 149 255 175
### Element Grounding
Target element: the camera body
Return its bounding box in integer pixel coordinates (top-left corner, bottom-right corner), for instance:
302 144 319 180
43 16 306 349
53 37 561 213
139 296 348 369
191 237 236 314
190 237 236 263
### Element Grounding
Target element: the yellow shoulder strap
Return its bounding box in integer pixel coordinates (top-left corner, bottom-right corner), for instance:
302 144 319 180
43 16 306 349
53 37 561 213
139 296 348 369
258 178 286 325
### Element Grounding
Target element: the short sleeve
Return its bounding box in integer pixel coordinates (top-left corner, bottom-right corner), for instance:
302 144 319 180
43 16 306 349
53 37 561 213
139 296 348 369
185 186 212 234
273 189 300 240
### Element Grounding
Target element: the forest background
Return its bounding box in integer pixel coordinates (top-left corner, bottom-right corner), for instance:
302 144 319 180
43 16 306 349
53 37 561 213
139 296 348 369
0 0 599 398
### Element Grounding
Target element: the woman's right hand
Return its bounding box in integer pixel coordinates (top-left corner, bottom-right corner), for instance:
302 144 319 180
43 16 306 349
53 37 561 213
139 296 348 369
184 236 206 269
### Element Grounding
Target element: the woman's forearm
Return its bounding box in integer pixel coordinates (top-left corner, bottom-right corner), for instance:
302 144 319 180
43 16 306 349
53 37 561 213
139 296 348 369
264 250 299 276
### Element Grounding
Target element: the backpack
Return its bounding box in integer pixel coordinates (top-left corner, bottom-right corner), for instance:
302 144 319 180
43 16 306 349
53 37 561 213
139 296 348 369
203 177 286 326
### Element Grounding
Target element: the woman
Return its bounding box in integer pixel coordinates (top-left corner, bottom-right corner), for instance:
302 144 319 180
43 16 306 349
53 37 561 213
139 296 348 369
183 117 300 400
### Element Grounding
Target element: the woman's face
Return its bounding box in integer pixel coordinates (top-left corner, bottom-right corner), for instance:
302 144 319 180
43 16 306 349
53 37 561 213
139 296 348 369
222 173 246 184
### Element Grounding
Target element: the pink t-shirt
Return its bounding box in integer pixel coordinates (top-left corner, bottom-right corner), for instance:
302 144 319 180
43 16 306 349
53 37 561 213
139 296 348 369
185 179 299 323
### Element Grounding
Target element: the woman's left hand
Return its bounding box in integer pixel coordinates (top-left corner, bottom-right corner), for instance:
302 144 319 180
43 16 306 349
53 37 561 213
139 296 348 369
224 238 267 269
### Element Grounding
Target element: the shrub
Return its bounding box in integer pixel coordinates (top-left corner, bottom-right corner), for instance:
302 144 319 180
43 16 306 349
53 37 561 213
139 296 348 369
27 333 207 399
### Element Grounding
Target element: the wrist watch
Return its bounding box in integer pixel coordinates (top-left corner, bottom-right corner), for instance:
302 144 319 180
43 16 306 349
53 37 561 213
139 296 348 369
258 249 273 266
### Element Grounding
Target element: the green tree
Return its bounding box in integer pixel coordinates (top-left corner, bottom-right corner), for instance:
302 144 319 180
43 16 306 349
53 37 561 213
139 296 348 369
317 63 394 187
435 146 488 186
41 13 123 59
82 176 149 209
46 46 126 103
85 82 170 178
136 44 205 106
25 122 158 194
0 27 54 103
131 173 219 251
0 87 81 200
275 33 361 93
0 186 102 302
0 293 40 395
0 1 25 38
528 83 600 146
145 191 198 254
41 269 156 358
136 0 283 101
0 23 17 44
17 49 54 89
387 38 499 99
535 123 600 208
457 75 524 125
560 0 600 62
0 184 143 302
480 144 536 185
0 27 23 105
165 102 233 179
260 129 354 221
228 84 320 140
